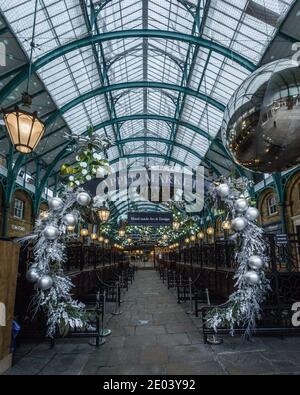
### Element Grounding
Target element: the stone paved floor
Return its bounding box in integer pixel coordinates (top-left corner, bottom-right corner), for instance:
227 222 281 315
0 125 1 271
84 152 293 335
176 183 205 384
5 270 300 375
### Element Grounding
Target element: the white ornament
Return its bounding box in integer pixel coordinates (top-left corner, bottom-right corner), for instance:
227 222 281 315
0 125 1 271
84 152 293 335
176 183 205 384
231 217 248 232
76 192 91 206
69 176 75 181
48 197 64 211
86 175 92 181
234 198 249 213
248 255 264 270
37 275 53 291
26 268 40 283
82 169 88 175
80 162 87 168
245 207 260 222
216 183 230 198
244 271 260 285
44 225 59 240
96 167 106 178
63 213 77 227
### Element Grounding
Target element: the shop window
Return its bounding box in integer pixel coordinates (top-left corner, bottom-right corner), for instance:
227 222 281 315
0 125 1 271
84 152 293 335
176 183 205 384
267 195 278 216
13 198 24 220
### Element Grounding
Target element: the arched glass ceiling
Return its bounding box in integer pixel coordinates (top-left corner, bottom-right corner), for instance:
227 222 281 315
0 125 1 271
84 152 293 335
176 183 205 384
0 0 294 175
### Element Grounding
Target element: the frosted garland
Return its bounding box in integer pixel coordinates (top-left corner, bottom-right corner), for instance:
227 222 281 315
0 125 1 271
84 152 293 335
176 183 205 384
20 190 87 337
205 178 271 337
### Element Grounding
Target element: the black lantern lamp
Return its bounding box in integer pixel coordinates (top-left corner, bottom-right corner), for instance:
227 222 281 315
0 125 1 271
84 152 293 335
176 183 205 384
2 1 45 154
98 202 110 223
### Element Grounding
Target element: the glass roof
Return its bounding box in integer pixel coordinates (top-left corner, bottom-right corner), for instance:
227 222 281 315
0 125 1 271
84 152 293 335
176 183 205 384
0 0 294 174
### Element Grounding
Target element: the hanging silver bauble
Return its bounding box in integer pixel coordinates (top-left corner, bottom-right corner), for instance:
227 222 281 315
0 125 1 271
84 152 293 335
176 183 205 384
231 217 248 232
216 183 230 198
245 207 260 222
76 192 91 206
63 213 78 227
234 198 249 213
48 197 64 211
222 58 300 173
248 255 264 270
37 275 53 291
26 268 40 283
44 225 59 240
244 270 260 286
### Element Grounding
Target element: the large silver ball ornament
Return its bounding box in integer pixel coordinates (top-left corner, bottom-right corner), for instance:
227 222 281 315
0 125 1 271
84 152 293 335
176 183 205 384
248 255 264 270
44 225 59 240
234 198 249 213
37 275 53 291
76 192 91 207
245 207 260 222
26 268 40 283
222 58 300 173
244 271 260 286
231 217 248 232
48 197 64 211
216 183 230 198
63 213 78 227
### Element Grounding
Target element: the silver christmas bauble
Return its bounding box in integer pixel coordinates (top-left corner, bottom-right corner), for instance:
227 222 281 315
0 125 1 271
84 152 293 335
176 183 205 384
222 58 300 173
231 217 248 232
244 270 260 286
234 198 249 213
63 213 78 227
37 275 53 291
48 197 64 211
76 192 91 207
245 207 260 222
248 255 264 270
216 183 230 198
26 268 40 283
44 225 59 240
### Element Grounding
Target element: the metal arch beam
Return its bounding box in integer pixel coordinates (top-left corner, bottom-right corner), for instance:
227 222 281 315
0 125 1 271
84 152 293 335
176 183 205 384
116 136 204 162
110 153 221 175
0 30 256 103
93 114 214 141
44 81 225 127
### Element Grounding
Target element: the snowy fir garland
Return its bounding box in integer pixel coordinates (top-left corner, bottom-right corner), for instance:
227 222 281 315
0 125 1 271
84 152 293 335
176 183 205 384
20 190 93 337
205 177 271 337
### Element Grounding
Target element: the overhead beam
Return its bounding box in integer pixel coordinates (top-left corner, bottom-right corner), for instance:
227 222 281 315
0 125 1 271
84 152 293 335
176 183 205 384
44 81 225 127
0 29 256 103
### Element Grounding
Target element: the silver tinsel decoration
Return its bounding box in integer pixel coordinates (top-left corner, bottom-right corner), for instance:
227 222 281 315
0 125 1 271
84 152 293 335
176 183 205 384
19 190 86 337
206 178 270 337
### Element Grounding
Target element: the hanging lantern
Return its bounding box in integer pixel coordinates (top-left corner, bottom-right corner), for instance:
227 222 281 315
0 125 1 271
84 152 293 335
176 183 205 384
185 238 190 244
98 203 110 222
91 233 98 240
222 221 231 231
127 238 132 244
2 105 45 154
98 236 104 242
119 228 126 238
207 227 215 236
67 225 75 233
104 238 109 245
173 221 180 231
80 228 89 237
163 234 168 241
197 231 205 240
190 235 196 242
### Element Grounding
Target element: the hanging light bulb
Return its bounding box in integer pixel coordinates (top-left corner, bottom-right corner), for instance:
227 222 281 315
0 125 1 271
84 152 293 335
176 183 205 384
207 227 215 236
118 228 126 238
67 225 75 233
91 233 98 240
197 231 205 240
190 235 196 242
173 221 180 231
98 236 104 242
222 220 231 231
80 228 89 237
